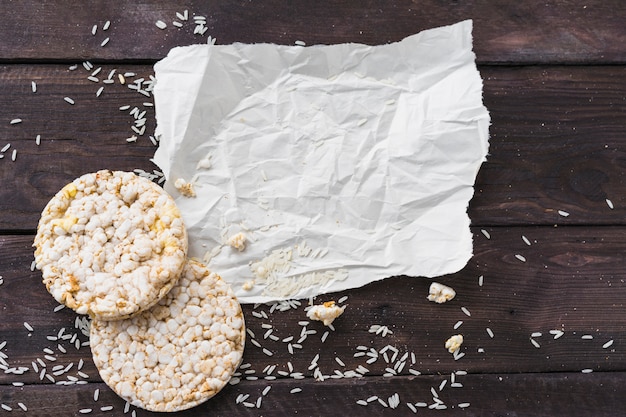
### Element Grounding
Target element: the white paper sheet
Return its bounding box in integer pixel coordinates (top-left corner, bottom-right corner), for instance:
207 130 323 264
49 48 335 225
152 20 490 304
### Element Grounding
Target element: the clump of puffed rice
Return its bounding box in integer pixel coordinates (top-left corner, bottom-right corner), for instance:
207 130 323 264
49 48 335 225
427 282 456 304
445 334 464 354
90 260 245 412
33 170 188 320
306 301 345 326
227 232 247 252
174 178 196 197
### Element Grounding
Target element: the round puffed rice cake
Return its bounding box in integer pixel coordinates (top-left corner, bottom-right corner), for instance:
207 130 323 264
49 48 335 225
34 170 188 320
90 260 245 412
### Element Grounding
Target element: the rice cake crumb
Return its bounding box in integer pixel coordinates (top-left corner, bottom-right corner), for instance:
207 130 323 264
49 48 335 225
445 334 463 354
174 178 196 197
227 232 247 252
427 282 456 304
306 301 345 326
34 170 188 320
90 260 245 412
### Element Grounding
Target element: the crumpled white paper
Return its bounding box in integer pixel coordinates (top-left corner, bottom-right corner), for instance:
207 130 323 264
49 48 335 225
152 20 490 304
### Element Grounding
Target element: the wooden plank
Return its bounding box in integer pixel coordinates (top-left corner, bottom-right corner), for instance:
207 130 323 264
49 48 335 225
2 225 626 386
1 371 625 416
0 1 625 64
1 65 626 229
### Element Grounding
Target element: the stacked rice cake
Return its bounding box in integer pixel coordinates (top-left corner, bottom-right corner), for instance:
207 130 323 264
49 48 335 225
34 171 245 412
34 170 188 320
91 260 245 412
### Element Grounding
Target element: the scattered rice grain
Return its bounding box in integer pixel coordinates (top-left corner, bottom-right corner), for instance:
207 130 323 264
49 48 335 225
606 198 614 209
480 229 491 239
603 340 614 349
64 97 75 105
155 20 167 29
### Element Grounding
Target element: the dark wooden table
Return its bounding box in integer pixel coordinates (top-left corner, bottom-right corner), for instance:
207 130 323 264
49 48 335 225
1 1 626 416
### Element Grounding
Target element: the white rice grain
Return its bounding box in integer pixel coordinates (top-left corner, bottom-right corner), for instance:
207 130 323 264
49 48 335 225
100 406 113 411
10 118 21 124
91 24 97 35
454 320 463 329
603 340 614 349
103 20 111 31
530 338 541 348
32 81 37 92
290 388 302 394
522 235 531 245
581 368 593 374
458 402 471 408
64 97 75 105
11 149 16 162
155 20 167 29
606 198 614 209
480 229 491 239
558 210 570 217
549 329 564 339
515 254 527 262
486 327 494 338
24 322 33 332
461 307 471 317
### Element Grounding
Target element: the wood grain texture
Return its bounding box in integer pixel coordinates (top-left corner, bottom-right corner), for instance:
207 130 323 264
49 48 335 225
1 65 625 229
3 225 625 386
1 372 625 416
0 0 625 64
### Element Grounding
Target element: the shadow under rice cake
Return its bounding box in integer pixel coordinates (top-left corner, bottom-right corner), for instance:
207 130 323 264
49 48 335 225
90 260 245 412
33 170 188 320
